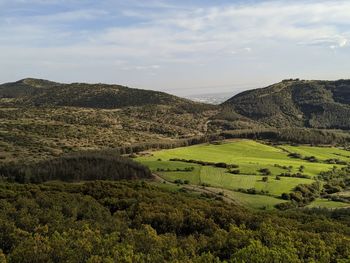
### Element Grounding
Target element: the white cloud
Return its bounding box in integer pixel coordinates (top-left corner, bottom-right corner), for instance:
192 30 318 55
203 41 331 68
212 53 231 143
122 65 161 71
1 0 350 93
85 0 350 61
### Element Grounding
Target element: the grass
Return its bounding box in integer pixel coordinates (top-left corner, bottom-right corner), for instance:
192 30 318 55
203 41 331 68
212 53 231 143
223 191 287 210
138 140 339 178
156 166 313 196
306 199 350 209
279 145 350 161
138 140 350 210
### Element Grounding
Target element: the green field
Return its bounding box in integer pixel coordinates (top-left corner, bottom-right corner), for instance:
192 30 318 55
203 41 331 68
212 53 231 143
137 140 350 209
139 140 340 177
157 167 313 196
306 199 350 209
280 145 350 161
224 190 288 210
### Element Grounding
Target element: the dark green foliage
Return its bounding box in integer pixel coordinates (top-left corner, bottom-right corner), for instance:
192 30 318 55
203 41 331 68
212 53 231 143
1 180 350 262
277 182 321 208
169 158 239 169
278 173 311 179
324 158 348 165
288 152 303 159
237 188 270 196
174 179 184 184
281 193 290 200
318 165 350 198
222 79 350 129
304 156 319 163
259 168 271 176
262 176 269 182
219 128 350 145
0 152 152 183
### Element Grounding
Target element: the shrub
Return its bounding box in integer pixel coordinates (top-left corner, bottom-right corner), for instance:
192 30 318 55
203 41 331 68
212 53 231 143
174 179 184 185
259 168 271 176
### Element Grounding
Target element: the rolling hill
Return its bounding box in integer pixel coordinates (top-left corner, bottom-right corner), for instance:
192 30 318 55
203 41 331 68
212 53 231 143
0 78 220 163
222 79 350 129
4 77 350 132
0 78 208 109
3 77 350 164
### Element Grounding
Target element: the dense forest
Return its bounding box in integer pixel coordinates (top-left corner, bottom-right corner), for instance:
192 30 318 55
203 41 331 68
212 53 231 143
0 151 152 183
0 181 350 262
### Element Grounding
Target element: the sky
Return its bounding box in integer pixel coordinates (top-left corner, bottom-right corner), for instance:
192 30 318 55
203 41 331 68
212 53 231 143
0 0 350 96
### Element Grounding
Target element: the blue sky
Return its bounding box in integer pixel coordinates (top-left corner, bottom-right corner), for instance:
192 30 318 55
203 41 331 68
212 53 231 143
1 0 350 95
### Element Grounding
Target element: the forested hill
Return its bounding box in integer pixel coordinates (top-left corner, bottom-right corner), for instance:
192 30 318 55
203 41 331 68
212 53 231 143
222 79 350 129
4 77 350 131
0 78 209 109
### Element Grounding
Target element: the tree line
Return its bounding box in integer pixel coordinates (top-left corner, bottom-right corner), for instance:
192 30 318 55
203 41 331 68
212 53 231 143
0 151 152 183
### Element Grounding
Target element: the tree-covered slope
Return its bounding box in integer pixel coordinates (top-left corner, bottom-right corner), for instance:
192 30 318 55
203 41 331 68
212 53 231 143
1 180 350 262
222 79 350 129
0 78 208 109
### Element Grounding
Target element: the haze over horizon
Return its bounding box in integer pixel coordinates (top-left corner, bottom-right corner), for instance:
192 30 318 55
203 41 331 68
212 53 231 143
1 0 350 95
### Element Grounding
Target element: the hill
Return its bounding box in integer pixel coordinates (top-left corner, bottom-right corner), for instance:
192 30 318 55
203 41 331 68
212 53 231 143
0 78 205 109
3 78 350 164
0 78 222 163
222 79 350 129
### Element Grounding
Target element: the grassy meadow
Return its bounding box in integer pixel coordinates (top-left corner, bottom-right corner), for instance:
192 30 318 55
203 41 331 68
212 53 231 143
279 144 350 161
137 140 350 209
306 199 350 209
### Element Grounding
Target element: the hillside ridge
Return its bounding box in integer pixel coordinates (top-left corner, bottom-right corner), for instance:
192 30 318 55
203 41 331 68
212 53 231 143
0 78 205 109
222 79 350 129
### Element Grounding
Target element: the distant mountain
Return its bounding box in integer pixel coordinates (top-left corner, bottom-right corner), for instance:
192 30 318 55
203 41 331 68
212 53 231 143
0 78 204 109
222 79 350 129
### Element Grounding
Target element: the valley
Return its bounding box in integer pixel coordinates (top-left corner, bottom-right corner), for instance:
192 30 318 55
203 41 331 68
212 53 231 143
3 0 350 260
2 78 350 262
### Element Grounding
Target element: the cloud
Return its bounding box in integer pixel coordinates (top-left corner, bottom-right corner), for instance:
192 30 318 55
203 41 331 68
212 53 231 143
3 1 350 54
122 65 161 71
88 0 350 61
1 0 350 93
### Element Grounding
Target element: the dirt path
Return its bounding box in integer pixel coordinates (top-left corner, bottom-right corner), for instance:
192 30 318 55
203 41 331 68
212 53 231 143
153 173 239 205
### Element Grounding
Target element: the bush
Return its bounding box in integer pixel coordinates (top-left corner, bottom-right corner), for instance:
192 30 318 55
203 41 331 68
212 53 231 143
304 156 319 163
281 193 290 200
288 153 302 159
259 168 271 176
174 179 184 185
